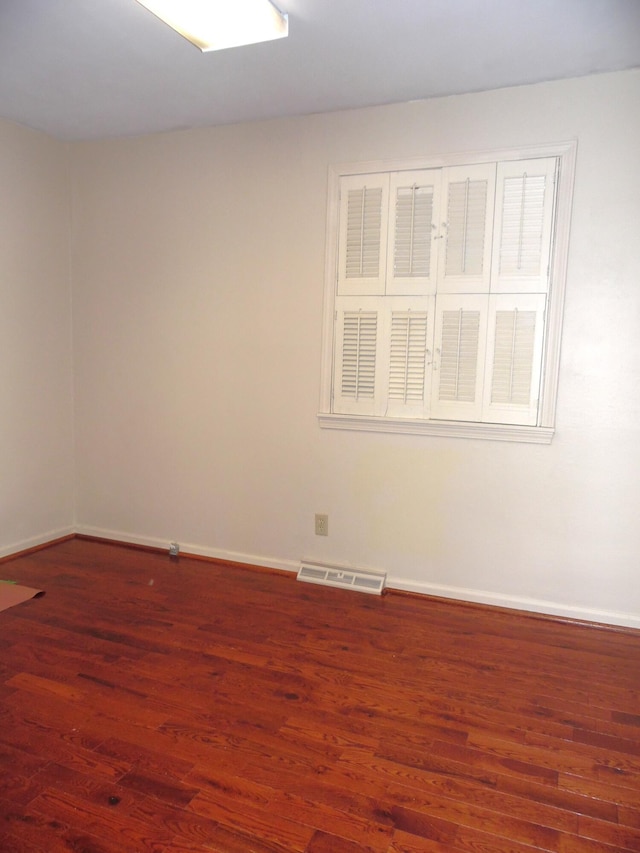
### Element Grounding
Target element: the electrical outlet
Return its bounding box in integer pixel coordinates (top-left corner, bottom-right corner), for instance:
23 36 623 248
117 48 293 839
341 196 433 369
315 514 328 536
169 542 179 557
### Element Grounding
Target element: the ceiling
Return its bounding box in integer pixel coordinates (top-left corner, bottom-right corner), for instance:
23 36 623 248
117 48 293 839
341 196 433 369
0 0 639 142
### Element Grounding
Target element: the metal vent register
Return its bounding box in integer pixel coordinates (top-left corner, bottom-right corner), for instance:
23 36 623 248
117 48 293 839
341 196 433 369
297 560 386 595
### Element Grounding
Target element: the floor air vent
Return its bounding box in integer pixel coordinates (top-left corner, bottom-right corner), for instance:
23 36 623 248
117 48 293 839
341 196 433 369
297 560 386 595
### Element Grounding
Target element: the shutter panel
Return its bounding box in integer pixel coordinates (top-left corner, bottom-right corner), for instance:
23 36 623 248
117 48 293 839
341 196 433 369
482 294 546 425
438 164 496 294
491 158 557 293
386 169 441 296
431 294 488 421
337 174 389 296
342 312 377 399
333 302 384 415
385 302 434 418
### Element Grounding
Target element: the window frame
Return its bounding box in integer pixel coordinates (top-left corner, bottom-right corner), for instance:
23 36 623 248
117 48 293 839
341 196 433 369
318 141 577 444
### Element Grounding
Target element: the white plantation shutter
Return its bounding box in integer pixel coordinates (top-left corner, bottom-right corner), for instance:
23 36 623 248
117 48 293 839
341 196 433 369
386 304 434 418
483 295 546 425
342 312 377 398
324 148 571 436
445 181 486 274
491 311 537 405
431 295 488 421
438 164 496 294
347 188 382 276
491 158 557 294
337 174 389 296
333 303 384 415
387 169 441 296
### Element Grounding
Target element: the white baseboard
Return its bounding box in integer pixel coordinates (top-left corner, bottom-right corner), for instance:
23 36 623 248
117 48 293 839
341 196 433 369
0 527 75 560
74 525 301 575
390 576 640 631
27 525 640 631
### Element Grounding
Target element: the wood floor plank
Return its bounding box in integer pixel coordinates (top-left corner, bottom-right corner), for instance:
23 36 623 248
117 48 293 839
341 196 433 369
306 829 383 853
187 787 315 851
186 762 394 851
1 537 639 852
28 788 168 852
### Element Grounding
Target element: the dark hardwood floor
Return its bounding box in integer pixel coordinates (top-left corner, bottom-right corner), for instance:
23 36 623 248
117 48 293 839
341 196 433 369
1 537 640 852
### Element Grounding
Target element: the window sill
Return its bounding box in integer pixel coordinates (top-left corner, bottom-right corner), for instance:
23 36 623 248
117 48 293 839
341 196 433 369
318 413 554 444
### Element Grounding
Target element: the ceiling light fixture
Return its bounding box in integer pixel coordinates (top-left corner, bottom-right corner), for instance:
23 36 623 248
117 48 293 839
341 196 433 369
135 0 288 52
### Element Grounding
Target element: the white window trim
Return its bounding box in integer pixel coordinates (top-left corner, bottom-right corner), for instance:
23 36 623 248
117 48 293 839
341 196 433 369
318 141 577 444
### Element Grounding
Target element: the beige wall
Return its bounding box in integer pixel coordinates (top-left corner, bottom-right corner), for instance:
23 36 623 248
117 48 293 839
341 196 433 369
5 69 640 626
0 120 75 555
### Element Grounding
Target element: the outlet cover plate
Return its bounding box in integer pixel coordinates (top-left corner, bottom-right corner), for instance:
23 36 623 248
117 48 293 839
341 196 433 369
315 514 328 536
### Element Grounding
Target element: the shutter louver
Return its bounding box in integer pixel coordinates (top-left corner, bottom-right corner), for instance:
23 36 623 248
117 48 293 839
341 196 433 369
341 311 377 400
438 309 481 402
499 175 546 277
389 311 428 402
438 163 496 294
387 169 441 296
346 187 383 279
482 294 546 425
445 180 488 277
337 174 389 296
491 309 536 405
394 186 433 278
492 158 557 294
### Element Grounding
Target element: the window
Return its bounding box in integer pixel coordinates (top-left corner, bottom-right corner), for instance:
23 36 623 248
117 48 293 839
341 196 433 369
318 142 576 443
